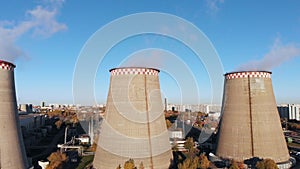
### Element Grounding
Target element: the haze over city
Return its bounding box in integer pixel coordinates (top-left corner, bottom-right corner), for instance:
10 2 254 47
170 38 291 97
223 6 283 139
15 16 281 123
0 0 300 105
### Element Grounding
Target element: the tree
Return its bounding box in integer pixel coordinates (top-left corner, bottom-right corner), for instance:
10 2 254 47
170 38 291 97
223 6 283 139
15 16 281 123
71 114 79 127
46 151 68 169
89 134 99 152
138 162 144 169
198 154 210 169
124 159 137 169
89 142 98 152
229 160 245 169
229 160 239 169
256 159 278 169
238 162 245 169
184 137 195 152
166 119 172 129
48 110 64 118
172 142 179 152
178 156 198 169
55 120 63 129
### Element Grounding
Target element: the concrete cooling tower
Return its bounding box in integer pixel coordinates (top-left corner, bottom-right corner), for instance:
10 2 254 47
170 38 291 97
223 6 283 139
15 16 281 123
93 67 172 169
216 71 290 165
0 60 28 169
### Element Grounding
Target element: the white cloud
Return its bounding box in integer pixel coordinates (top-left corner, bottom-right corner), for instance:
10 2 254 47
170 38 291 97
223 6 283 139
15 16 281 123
205 0 224 14
27 5 67 37
237 37 300 71
0 0 67 63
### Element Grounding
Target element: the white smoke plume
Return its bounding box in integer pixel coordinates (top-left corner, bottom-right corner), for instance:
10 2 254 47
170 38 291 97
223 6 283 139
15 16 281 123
236 37 300 71
0 0 67 63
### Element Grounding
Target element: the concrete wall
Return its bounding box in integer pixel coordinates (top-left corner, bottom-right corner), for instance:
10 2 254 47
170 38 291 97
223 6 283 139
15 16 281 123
93 68 172 169
216 71 289 163
0 60 28 169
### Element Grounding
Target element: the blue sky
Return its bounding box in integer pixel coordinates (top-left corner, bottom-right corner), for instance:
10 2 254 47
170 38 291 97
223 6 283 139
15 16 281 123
0 0 300 105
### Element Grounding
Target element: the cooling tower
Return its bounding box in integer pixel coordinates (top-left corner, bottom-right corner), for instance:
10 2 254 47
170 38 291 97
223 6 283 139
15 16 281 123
93 67 172 169
216 71 290 163
0 60 28 168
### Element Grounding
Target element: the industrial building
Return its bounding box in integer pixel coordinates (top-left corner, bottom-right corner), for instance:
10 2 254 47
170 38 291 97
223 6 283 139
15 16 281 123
0 60 29 168
216 71 290 168
166 104 221 114
278 104 300 121
19 113 47 132
93 67 172 169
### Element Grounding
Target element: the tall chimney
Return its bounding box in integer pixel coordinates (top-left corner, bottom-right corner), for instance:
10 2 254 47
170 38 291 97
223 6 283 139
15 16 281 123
216 71 289 163
164 98 167 111
0 60 28 168
93 67 172 169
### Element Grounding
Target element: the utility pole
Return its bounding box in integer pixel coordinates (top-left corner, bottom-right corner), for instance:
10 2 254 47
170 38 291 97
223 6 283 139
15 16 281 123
285 117 288 130
90 112 94 145
64 126 69 144
164 98 167 111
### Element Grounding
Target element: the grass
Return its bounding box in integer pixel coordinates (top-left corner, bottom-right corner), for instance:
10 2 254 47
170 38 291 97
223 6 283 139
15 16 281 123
76 155 94 169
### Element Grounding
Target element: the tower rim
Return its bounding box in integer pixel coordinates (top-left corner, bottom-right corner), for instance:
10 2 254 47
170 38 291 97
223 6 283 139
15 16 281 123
224 70 271 76
0 60 16 68
110 67 160 72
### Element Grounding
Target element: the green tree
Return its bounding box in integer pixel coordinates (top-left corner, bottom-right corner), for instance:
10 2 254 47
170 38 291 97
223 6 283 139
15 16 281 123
124 159 137 169
46 151 68 169
198 154 210 169
256 159 278 169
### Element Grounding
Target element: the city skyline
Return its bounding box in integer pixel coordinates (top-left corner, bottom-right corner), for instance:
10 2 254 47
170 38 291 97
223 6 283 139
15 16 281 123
0 1 300 105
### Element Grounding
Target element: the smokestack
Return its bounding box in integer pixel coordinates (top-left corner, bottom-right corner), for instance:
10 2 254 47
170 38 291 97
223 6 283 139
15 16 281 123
0 60 28 168
93 67 172 169
216 71 290 164
164 98 167 111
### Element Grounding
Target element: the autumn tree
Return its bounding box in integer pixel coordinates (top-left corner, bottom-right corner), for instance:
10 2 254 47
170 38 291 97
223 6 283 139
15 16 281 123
48 110 64 118
178 143 212 169
70 114 79 127
172 142 179 152
166 119 172 129
184 137 195 152
198 154 210 169
117 160 145 169
238 162 245 169
229 160 239 169
89 142 98 152
197 112 208 117
124 159 137 169
178 156 198 169
229 160 245 169
55 120 63 129
46 151 68 169
256 159 278 169
138 162 145 169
